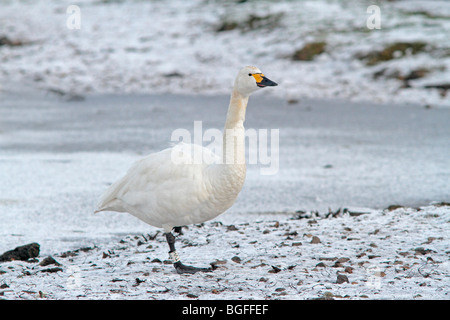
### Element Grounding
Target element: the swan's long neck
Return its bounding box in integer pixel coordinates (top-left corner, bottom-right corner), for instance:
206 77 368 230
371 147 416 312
222 88 248 166
204 87 248 213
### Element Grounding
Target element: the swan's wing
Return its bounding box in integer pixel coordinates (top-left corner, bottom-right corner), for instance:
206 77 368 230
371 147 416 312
95 143 220 218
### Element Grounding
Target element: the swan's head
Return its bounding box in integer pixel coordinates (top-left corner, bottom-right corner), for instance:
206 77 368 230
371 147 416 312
234 66 278 96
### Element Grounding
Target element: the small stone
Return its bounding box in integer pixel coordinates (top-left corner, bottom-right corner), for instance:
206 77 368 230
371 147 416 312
39 256 60 267
40 267 63 273
269 265 281 273
311 236 321 244
344 266 354 274
414 247 434 255
316 262 327 268
336 274 349 284
231 256 241 263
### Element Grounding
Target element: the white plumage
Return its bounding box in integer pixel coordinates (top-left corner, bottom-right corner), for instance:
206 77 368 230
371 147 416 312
96 143 238 232
95 66 277 273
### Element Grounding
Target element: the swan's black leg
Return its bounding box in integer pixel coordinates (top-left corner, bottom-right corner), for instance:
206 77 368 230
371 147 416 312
164 232 212 274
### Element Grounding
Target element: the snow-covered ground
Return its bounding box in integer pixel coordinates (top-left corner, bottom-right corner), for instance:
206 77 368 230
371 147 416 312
1 204 449 300
0 0 449 107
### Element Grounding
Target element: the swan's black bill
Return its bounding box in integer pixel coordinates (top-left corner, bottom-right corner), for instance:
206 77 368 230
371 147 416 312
257 76 278 88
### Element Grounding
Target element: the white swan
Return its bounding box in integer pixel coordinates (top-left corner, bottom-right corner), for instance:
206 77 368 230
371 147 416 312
95 66 277 273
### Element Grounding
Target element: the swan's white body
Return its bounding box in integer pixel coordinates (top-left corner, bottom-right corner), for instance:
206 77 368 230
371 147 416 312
96 143 244 232
95 66 276 234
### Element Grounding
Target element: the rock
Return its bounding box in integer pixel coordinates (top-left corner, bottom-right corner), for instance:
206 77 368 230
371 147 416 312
226 225 239 231
269 265 281 273
39 256 61 267
40 267 63 273
316 262 327 268
311 236 321 244
414 247 435 255
231 256 241 263
0 243 40 262
336 274 349 284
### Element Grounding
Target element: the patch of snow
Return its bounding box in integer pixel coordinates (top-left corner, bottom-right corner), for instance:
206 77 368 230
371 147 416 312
1 204 449 300
0 0 449 107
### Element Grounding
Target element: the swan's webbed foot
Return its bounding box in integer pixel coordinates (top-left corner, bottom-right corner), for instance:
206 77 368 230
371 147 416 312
174 261 212 274
165 231 212 274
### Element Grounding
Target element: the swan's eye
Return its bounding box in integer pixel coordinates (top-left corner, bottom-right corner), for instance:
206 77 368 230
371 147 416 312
248 73 252 76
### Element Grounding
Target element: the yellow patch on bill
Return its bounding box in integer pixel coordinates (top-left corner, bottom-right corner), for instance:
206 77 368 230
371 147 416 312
252 73 265 83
